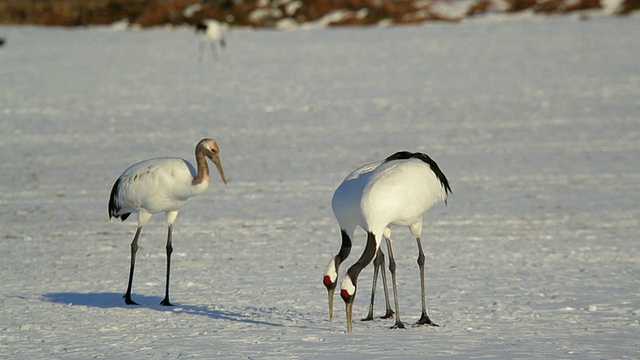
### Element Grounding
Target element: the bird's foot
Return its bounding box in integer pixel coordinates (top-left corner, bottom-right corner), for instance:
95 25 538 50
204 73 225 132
160 298 173 306
381 309 395 319
391 321 406 329
361 314 374 322
123 294 138 306
362 309 394 321
415 312 439 327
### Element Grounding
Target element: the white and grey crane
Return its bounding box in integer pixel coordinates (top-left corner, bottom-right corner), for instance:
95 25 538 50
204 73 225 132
108 138 227 306
332 151 452 332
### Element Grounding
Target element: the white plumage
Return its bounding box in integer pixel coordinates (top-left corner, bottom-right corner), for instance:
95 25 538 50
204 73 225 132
109 138 227 306
328 151 451 332
112 158 203 217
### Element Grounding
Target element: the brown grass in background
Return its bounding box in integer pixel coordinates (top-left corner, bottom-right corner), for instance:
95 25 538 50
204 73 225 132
0 0 636 28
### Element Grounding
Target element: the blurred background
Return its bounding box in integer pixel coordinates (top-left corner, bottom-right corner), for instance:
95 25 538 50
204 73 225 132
0 0 638 29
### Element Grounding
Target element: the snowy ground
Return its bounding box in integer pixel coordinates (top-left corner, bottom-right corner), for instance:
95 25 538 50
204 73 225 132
1 14 639 359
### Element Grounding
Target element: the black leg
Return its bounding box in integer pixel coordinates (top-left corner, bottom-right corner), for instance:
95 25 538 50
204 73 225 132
160 224 173 306
385 237 405 329
378 248 394 319
415 237 438 327
362 248 384 321
124 227 142 305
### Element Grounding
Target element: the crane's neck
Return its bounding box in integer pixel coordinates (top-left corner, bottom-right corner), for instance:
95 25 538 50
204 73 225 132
192 150 210 186
345 231 378 286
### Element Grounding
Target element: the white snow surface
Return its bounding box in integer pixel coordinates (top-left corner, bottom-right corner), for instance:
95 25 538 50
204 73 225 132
1 16 639 359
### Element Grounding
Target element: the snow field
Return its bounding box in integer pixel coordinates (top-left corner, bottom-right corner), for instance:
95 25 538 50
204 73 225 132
1 14 639 359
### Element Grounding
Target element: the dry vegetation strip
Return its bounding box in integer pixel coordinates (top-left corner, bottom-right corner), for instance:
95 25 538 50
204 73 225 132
0 0 637 28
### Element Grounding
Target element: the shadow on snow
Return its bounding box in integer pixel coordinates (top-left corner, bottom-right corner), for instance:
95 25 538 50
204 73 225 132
41 292 284 327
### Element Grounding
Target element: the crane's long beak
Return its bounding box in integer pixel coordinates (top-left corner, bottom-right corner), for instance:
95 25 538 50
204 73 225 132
345 299 353 333
328 287 335 322
212 155 227 185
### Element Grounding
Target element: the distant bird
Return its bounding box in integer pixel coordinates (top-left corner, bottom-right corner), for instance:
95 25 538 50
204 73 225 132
195 19 226 62
334 151 452 332
324 161 395 323
108 138 227 306
0 38 5 47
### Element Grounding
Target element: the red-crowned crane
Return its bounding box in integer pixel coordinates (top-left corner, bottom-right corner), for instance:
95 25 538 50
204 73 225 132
324 161 395 323
108 138 227 306
195 19 226 62
335 151 452 332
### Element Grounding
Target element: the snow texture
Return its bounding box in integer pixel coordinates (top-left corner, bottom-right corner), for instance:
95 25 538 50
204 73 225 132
1 14 639 359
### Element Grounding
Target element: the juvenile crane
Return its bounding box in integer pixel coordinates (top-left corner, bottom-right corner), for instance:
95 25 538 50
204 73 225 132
335 151 452 332
324 161 395 323
108 138 227 306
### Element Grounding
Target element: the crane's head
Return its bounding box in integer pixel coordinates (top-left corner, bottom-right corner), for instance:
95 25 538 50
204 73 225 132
340 275 357 332
323 229 353 323
323 257 339 322
198 138 227 185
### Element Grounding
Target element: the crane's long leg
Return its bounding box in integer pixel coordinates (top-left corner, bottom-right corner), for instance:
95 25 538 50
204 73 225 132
385 236 405 329
210 42 218 61
160 224 174 306
198 40 208 63
124 227 142 305
379 249 394 319
362 248 383 321
416 237 438 326
362 249 394 321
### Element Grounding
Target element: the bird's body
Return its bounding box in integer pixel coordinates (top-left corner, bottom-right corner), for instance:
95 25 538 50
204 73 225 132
109 139 227 306
110 158 205 220
196 20 224 41
331 160 382 235
331 151 451 332
361 157 448 240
